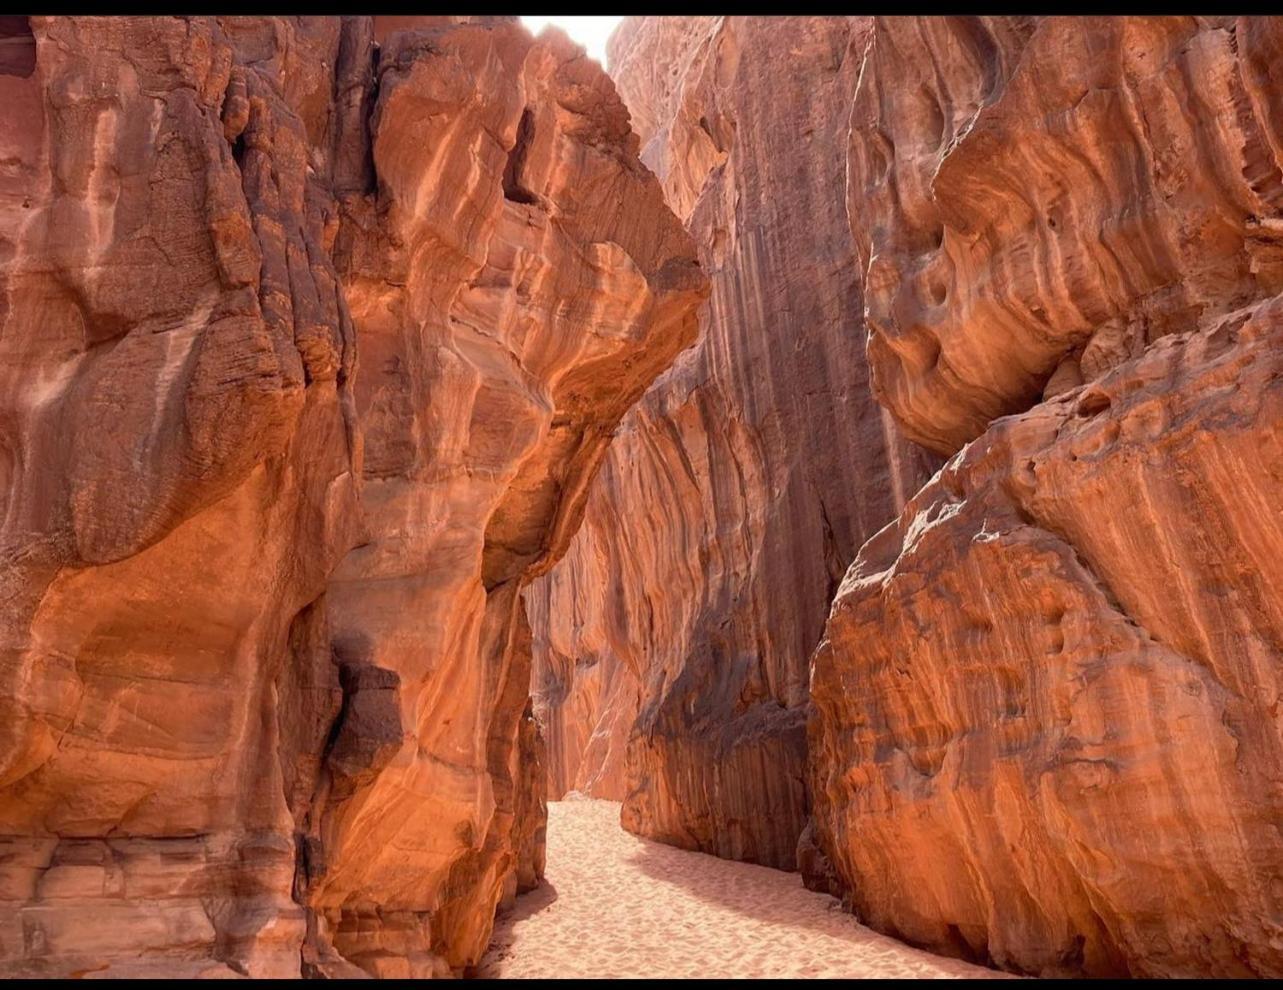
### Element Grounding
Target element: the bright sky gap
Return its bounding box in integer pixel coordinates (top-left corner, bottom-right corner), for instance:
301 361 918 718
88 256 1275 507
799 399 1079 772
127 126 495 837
520 15 624 65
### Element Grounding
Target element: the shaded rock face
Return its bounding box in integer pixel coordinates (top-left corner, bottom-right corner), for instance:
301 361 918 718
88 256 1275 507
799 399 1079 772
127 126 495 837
809 15 1283 978
527 16 936 869
0 14 702 979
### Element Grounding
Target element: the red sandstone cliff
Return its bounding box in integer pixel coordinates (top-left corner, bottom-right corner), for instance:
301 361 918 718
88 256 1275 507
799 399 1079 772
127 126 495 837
0 15 703 978
530 13 1283 979
6 13 1283 981
807 15 1283 978
527 16 936 868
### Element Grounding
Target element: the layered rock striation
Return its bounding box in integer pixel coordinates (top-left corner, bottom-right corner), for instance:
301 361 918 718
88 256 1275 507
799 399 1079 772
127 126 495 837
0 15 702 978
849 15 1283 456
528 16 935 868
809 14 1283 977
530 13 1283 978
8 12 1283 981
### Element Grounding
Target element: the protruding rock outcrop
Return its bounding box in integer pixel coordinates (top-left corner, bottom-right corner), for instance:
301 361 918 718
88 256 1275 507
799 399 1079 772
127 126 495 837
811 295 1283 977
809 15 1283 978
0 15 702 978
850 15 1283 455
528 16 935 869
528 14 1283 978
9 13 1283 981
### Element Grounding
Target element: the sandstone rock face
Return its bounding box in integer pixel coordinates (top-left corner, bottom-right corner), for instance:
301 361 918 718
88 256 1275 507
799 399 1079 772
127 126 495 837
851 15 1283 455
809 15 1283 978
0 15 701 978
528 16 936 869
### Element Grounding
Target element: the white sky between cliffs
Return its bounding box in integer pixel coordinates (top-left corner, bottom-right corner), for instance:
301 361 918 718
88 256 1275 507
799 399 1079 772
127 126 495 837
520 16 624 66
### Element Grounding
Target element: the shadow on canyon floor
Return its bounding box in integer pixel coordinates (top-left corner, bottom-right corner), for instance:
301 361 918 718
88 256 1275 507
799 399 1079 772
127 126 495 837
502 878 560 924
624 838 1012 975
470 880 560 977
624 839 852 935
476 800 1008 978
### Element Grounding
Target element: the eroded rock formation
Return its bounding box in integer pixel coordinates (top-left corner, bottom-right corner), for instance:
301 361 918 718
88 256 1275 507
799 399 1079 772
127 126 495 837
809 15 1283 978
850 15 1283 456
528 16 936 868
524 13 1283 979
0 14 702 978
7 12 1283 981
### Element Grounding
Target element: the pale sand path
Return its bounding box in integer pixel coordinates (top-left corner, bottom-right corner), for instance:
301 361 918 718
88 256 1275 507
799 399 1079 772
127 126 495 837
477 799 1013 979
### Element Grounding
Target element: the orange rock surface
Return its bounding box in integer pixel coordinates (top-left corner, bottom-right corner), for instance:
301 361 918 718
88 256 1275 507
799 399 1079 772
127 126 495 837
811 295 1283 977
6 12 1283 981
809 14 1283 978
0 15 702 978
527 16 935 868
529 13 1283 979
851 16 1283 455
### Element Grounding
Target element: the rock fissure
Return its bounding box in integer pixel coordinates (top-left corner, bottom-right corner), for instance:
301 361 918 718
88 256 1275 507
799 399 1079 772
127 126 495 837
525 13 1283 980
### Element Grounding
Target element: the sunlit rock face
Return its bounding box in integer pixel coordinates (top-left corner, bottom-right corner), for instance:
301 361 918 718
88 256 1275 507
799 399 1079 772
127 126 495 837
527 15 936 869
851 15 1283 455
809 15 1283 978
0 14 702 978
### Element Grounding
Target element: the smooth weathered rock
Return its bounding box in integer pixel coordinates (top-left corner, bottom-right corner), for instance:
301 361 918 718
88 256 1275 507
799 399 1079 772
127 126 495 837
0 15 702 978
850 15 1283 455
809 14 1283 978
306 21 703 978
528 16 936 869
508 697 548 907
0 16 361 979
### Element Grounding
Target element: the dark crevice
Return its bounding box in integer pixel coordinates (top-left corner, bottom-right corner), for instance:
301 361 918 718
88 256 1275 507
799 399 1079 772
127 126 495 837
503 108 539 205
329 17 379 198
0 16 35 78
1076 389 1111 417
362 43 381 196
0 15 35 78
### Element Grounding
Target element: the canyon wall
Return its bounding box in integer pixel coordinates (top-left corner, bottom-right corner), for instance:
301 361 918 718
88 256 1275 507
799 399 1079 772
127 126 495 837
0 14 702 978
808 15 1283 978
527 13 1283 978
5 13 1283 981
527 16 936 868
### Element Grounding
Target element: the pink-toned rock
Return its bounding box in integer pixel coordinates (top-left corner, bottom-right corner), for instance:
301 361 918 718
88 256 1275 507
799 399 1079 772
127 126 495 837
0 15 702 978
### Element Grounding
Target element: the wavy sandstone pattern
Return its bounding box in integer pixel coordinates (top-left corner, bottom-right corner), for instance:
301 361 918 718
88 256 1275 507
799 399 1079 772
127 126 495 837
811 296 1283 977
4 13 1283 982
0 15 702 978
851 16 1283 454
809 14 1283 978
529 13 1283 979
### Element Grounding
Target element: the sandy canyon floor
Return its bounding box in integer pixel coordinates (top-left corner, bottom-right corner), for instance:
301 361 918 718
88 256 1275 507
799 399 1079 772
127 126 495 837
477 799 1011 979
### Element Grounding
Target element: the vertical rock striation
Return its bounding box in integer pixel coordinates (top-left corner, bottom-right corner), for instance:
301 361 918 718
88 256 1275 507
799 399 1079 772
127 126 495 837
527 16 936 868
809 15 1283 977
0 15 702 978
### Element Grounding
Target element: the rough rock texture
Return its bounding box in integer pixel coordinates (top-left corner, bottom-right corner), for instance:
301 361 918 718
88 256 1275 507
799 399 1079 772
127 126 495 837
809 15 1283 978
0 14 702 979
527 16 936 869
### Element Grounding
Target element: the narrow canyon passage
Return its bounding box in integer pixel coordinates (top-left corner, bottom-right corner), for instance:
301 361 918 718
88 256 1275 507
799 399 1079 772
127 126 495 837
5 14 1283 980
478 801 1011 979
